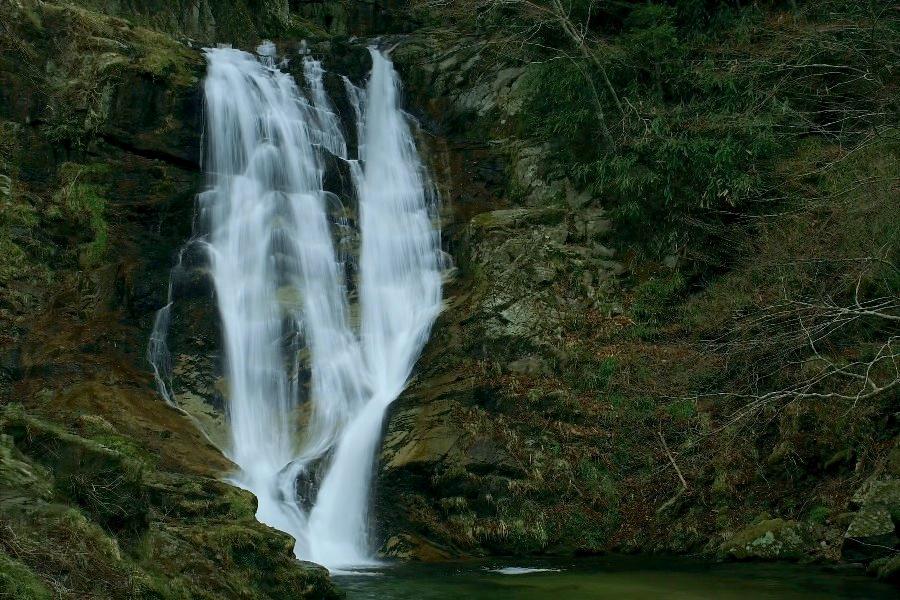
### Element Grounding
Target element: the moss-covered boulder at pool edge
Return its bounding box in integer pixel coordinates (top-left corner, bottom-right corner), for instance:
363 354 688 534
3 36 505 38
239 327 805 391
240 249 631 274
719 519 813 561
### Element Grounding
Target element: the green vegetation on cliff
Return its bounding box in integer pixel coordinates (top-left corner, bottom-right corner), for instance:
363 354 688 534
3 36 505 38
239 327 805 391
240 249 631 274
62 0 324 45
374 0 899 579
0 404 338 599
0 0 896 591
422 0 897 265
0 1 342 597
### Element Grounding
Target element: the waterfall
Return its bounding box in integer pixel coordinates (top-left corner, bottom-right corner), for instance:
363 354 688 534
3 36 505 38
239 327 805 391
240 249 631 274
149 43 441 570
306 49 442 566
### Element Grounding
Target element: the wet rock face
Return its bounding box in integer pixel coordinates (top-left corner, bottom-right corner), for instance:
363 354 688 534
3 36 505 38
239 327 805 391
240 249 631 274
291 0 415 36
367 33 627 559
60 0 295 46
0 0 205 388
103 70 202 167
0 0 209 405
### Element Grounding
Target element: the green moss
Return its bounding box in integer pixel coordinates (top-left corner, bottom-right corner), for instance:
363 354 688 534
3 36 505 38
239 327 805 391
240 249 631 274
807 505 830 525
667 398 696 421
91 433 158 467
55 162 110 269
0 237 34 282
196 524 337 598
3 406 149 533
0 552 54 600
565 352 618 395
872 553 900 583
124 21 201 85
284 14 328 39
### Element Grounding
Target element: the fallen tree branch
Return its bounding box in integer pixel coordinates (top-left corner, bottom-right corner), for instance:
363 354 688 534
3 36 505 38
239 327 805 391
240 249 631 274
659 430 688 490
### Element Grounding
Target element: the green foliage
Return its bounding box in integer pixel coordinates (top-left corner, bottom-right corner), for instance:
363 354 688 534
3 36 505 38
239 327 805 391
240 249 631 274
560 509 611 550
594 357 618 387
684 134 899 335
576 459 618 504
515 0 894 267
630 271 686 326
519 60 600 149
0 552 54 600
667 398 696 421
807 505 830 525
55 162 110 269
563 350 618 395
516 9 784 259
622 4 683 88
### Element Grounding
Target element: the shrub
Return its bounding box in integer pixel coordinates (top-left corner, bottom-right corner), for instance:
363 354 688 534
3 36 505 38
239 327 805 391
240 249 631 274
630 272 686 326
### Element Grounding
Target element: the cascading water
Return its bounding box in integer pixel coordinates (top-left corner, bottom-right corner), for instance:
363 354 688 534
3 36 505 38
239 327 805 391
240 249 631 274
306 49 442 566
149 43 441 570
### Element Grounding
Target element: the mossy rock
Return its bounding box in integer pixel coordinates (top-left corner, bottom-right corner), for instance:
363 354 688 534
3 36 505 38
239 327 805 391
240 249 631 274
0 405 340 598
0 433 54 503
185 524 339 599
1 0 204 155
843 503 899 562
870 553 900 583
143 472 258 521
1 502 133 597
51 0 317 46
843 479 900 561
2 405 150 533
719 518 812 561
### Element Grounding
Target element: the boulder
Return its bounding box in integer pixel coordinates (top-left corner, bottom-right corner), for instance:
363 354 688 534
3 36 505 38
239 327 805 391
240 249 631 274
842 480 900 561
719 518 811 561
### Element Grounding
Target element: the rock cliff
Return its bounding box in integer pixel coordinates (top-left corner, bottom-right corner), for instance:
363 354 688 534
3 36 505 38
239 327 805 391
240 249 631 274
0 0 897 595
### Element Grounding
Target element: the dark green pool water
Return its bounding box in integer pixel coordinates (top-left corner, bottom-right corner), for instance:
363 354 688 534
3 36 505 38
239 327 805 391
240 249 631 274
336 556 897 599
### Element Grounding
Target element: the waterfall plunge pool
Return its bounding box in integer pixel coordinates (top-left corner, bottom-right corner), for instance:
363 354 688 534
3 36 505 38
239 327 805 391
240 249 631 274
334 556 896 599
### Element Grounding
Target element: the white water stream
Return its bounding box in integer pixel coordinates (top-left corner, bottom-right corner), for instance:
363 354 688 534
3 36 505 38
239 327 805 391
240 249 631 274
150 43 441 570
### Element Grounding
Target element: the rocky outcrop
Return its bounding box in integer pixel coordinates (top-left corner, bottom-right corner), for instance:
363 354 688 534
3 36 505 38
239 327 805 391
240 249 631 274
369 21 900 574
842 447 900 568
719 519 814 561
293 0 415 36
61 0 315 45
0 1 340 597
371 32 627 558
0 405 338 599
